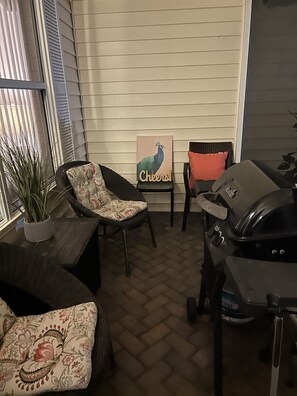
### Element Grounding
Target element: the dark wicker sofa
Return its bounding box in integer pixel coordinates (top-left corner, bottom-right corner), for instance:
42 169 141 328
0 241 113 396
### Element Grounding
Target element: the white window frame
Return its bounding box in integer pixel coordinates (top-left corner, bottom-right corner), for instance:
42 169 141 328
0 0 73 231
34 0 64 170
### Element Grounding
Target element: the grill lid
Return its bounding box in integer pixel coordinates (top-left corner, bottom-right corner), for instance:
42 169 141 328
198 160 296 238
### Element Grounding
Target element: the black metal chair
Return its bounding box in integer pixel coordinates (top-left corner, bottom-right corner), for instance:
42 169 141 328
137 181 174 227
0 241 114 396
182 142 234 231
55 161 157 277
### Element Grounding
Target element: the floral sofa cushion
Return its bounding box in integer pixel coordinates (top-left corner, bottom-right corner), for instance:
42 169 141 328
0 301 97 395
67 162 147 221
0 298 16 342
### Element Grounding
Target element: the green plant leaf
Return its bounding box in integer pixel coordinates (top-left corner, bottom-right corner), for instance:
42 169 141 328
278 162 291 170
0 134 60 223
284 169 295 182
282 153 296 164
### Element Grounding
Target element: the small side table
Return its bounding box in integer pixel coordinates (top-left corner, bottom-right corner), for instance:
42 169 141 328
13 218 100 294
212 256 297 396
137 181 174 227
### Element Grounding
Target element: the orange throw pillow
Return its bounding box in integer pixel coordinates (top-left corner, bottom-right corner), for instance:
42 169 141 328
188 151 228 189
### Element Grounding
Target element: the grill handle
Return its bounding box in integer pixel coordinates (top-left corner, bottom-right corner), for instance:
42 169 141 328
196 193 228 220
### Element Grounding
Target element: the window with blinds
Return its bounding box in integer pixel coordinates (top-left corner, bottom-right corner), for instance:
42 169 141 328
0 0 74 226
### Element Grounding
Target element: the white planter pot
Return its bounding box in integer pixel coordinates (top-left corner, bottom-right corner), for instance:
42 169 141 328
24 217 54 243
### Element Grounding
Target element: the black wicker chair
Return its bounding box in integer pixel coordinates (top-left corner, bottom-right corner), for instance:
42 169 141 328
182 142 234 231
55 161 157 277
0 241 113 396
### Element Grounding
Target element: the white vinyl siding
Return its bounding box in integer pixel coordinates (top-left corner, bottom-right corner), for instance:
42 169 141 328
73 0 245 212
57 0 86 160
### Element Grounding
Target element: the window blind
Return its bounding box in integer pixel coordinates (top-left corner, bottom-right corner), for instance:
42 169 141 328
43 0 74 163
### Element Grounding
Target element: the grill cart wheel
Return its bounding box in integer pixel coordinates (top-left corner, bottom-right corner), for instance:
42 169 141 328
187 297 197 323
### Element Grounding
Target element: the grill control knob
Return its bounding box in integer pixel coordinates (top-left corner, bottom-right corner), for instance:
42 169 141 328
211 232 224 247
207 225 220 239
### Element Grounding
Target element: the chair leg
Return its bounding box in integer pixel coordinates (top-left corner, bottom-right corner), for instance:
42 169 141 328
170 189 174 227
122 229 130 277
182 195 191 231
109 340 116 370
147 213 157 248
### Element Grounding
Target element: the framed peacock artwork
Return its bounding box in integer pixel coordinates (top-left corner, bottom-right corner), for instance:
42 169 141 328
136 135 173 182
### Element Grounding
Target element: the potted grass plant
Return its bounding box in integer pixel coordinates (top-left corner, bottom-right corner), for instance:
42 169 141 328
0 135 59 242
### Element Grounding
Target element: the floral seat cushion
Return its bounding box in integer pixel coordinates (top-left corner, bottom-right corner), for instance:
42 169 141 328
93 199 147 221
0 301 97 395
0 298 16 342
66 162 147 221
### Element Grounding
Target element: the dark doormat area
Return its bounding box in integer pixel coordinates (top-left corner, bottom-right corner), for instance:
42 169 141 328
94 212 297 396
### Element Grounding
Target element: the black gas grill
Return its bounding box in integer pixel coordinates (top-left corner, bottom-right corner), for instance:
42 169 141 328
190 159 297 396
192 159 297 322
198 159 297 265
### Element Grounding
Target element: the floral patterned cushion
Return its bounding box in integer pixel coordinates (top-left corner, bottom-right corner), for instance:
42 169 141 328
0 301 97 395
93 199 147 221
67 162 147 221
0 298 16 342
66 162 111 211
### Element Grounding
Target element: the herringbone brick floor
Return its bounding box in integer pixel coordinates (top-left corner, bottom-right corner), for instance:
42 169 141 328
94 212 297 396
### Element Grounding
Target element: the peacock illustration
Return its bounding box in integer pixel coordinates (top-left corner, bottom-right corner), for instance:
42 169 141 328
137 142 164 176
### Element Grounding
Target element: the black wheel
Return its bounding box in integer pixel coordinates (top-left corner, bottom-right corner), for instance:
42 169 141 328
187 296 197 323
